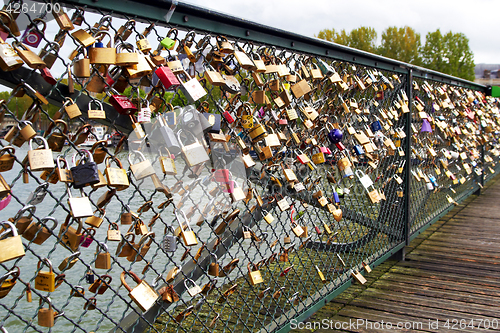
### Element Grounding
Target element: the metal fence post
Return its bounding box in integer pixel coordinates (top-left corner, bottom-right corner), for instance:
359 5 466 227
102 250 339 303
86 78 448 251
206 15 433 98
404 68 413 247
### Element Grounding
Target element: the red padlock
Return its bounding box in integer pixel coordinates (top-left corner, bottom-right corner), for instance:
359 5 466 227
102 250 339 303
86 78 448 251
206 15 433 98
375 91 384 100
108 89 137 115
155 66 180 90
214 169 230 184
335 142 345 151
223 111 235 124
39 68 57 85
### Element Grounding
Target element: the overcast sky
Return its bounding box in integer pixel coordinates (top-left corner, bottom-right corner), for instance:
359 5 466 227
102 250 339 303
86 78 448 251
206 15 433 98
182 0 500 64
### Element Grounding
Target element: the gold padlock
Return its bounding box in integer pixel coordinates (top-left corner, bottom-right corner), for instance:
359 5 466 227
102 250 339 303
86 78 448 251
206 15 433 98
0 221 24 263
0 266 20 299
71 29 96 47
89 31 116 65
35 258 56 292
176 209 197 246
120 270 158 312
12 41 46 69
248 262 263 285
104 156 129 190
95 243 111 269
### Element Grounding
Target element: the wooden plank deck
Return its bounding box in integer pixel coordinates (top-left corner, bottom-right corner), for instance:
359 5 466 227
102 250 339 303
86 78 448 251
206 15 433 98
292 176 500 332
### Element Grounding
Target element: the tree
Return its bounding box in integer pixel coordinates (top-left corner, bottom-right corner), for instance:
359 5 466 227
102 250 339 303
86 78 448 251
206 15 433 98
315 27 377 53
378 26 422 65
421 29 475 81
315 28 336 43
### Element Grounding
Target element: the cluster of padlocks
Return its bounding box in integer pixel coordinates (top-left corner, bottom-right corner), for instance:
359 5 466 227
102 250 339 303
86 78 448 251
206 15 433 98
0 1 499 332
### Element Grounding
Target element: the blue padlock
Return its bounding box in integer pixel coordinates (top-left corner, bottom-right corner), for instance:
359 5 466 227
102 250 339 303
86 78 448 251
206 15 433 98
333 191 340 203
353 145 365 156
370 120 382 132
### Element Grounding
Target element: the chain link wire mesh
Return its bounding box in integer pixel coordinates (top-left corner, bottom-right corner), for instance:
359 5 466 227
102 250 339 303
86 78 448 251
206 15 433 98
0 1 498 333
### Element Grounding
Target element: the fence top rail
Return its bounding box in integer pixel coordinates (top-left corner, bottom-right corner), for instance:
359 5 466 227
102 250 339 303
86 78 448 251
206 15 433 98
63 0 487 91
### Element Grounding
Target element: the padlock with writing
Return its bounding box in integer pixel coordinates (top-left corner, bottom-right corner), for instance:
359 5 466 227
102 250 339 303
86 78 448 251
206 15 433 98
28 136 54 171
105 156 129 190
58 214 83 251
35 258 55 292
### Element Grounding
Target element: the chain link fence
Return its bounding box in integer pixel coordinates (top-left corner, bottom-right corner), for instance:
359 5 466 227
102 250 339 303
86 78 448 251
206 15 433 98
0 1 499 333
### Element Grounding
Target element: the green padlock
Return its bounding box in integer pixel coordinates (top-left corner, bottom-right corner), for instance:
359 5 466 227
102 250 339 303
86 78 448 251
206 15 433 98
160 28 178 50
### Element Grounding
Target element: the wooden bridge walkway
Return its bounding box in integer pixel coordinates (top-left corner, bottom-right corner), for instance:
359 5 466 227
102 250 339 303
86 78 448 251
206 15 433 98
293 176 500 332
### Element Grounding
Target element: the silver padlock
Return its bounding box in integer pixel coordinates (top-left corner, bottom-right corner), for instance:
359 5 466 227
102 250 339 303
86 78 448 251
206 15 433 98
156 115 181 154
162 226 177 252
25 183 49 205
355 170 373 189
184 278 202 297
66 183 93 218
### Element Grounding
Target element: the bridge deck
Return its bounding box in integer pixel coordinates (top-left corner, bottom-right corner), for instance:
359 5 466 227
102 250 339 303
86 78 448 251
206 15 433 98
294 177 500 332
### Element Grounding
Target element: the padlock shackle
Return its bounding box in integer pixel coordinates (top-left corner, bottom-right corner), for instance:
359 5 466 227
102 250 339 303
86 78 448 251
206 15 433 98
28 136 50 151
0 221 18 238
120 270 142 292
40 216 58 231
63 214 82 233
13 204 36 220
37 258 53 272
0 265 20 284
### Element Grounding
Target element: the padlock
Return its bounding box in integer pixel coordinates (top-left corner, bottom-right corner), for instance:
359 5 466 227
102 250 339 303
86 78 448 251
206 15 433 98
58 214 84 252
176 209 197 246
116 232 136 257
8 204 36 235
159 147 177 175
105 156 129 190
107 223 121 241
120 270 158 311
136 33 152 53
337 156 354 178
311 146 326 164
0 10 20 37
162 226 177 252
71 29 96 47
248 262 263 285
58 251 80 272
80 227 96 248
84 297 97 311
35 258 56 292
66 183 93 218
61 97 82 119
178 70 207 103
355 170 373 189
156 65 180 89
28 136 54 171
277 195 290 211
38 297 63 327
70 150 99 189
0 173 9 198
73 46 90 77
83 100 104 121
178 130 210 167
184 278 202 297
161 28 178 50
89 31 115 65
115 42 139 66
137 100 151 123
0 38 23 71
95 243 111 269
21 18 46 47
0 221 25 263
0 146 15 172
208 253 219 277
38 42 60 69
128 150 155 180
44 120 68 153
22 216 58 245
0 266 19 299
291 221 304 237
53 6 74 30
25 182 49 206
12 41 46 69
107 88 138 115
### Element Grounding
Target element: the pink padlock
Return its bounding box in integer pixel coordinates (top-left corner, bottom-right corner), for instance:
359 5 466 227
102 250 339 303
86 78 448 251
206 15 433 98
80 228 96 248
320 146 332 155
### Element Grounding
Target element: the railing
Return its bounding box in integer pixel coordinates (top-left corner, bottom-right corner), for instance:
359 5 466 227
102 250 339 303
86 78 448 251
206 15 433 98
0 1 499 333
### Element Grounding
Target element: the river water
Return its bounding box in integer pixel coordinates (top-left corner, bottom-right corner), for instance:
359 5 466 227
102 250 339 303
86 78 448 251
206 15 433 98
0 144 292 333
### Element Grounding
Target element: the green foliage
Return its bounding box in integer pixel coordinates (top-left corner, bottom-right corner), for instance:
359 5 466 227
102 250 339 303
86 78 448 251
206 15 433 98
421 29 475 81
378 26 422 65
315 27 377 53
315 26 475 81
